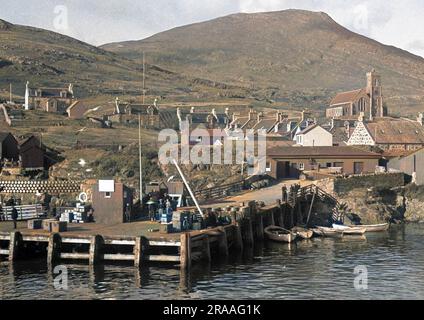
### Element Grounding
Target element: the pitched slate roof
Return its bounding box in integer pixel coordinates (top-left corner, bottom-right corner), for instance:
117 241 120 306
298 124 319 135
28 87 72 99
330 88 366 106
365 120 424 144
267 146 381 159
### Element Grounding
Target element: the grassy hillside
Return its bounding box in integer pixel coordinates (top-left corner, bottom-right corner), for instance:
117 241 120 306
102 9 424 114
0 18 249 103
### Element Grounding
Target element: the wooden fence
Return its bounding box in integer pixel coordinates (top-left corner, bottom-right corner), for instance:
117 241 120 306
194 180 245 199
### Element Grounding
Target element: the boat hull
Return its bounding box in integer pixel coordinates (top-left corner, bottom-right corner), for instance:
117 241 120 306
348 223 390 232
292 227 314 240
265 226 297 243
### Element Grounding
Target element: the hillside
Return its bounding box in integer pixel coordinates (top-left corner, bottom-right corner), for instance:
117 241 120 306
0 18 248 102
102 9 424 114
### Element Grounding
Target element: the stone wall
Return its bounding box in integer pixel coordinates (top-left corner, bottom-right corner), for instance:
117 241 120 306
316 172 405 195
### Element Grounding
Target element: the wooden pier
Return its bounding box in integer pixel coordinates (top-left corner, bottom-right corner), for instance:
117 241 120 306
0 184 340 271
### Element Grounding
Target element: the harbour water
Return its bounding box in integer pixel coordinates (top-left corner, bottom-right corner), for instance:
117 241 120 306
1 224 424 300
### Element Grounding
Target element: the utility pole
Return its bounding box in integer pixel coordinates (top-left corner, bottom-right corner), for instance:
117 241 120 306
142 52 146 105
139 114 143 206
9 83 12 103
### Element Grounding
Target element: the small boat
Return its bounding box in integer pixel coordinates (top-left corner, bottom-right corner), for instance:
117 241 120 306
332 224 367 235
316 226 344 238
347 223 390 232
292 226 314 240
264 226 297 243
312 228 325 237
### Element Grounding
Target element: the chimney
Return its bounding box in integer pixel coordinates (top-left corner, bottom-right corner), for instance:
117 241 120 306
345 121 350 139
177 107 182 122
301 110 308 122
257 112 264 122
212 108 218 120
115 97 120 114
418 113 423 126
248 108 256 121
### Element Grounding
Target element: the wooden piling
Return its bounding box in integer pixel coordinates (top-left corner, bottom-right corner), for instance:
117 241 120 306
133 237 143 268
241 218 254 247
234 224 243 252
89 235 103 265
278 205 285 228
202 235 211 262
8 231 22 262
255 214 264 240
47 233 61 265
218 227 229 257
180 233 191 270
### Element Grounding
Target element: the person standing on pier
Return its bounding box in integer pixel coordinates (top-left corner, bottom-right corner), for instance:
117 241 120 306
11 205 18 229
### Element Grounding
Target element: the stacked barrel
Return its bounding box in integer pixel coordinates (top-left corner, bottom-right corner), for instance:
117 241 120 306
0 180 81 194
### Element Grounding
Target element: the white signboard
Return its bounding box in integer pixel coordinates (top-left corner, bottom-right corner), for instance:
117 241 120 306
99 180 115 192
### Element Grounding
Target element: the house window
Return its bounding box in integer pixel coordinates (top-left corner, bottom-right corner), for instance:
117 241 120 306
298 163 305 171
266 161 271 172
105 192 112 199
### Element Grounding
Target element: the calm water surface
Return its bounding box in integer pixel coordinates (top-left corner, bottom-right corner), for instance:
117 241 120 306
1 224 424 300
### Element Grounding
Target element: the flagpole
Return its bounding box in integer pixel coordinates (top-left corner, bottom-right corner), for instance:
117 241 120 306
139 114 143 207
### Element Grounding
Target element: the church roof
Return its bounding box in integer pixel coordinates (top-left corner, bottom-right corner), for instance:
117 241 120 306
330 88 366 106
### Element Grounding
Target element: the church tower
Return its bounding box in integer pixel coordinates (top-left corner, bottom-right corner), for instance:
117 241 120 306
366 69 384 120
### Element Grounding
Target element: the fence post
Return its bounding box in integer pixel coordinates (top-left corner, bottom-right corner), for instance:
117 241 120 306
47 233 61 265
8 231 22 262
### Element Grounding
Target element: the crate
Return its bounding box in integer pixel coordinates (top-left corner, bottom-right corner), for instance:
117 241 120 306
160 223 173 234
42 219 56 232
27 219 43 230
51 221 67 233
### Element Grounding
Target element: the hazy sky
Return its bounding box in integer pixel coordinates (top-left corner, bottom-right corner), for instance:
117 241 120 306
1 0 424 57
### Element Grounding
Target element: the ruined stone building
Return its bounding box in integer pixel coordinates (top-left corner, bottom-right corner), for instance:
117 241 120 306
25 81 74 112
108 98 174 129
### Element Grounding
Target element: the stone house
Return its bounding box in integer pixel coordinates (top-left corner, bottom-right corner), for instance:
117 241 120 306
294 124 333 147
25 82 74 112
347 114 424 151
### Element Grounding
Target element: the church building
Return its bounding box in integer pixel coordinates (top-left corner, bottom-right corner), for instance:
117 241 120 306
326 69 386 121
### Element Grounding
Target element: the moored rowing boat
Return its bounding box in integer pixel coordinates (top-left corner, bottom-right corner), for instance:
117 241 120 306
264 226 297 243
292 226 314 240
347 223 390 232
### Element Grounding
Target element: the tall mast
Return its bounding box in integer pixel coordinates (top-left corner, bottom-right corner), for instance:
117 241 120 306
139 114 143 205
142 52 146 104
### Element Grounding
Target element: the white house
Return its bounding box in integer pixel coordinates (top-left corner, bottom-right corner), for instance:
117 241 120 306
295 124 333 147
